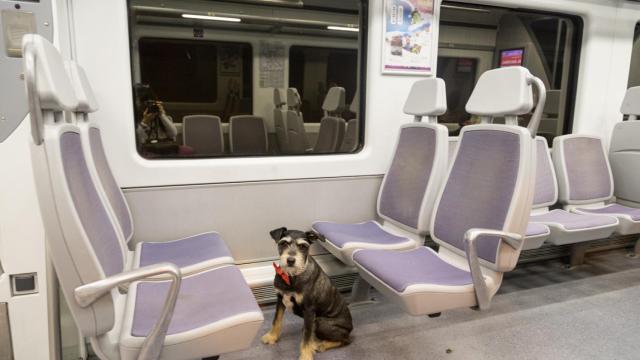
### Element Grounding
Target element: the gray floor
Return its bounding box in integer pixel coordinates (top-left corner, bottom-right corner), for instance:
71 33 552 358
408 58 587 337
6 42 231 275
226 249 640 360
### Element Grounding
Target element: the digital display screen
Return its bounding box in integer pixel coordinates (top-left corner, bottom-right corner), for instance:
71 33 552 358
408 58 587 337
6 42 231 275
500 48 524 67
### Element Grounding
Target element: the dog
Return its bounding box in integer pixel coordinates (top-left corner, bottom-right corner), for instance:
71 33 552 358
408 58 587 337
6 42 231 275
261 227 353 360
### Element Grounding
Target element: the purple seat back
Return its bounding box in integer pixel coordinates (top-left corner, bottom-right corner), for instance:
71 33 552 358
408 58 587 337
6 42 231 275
553 135 613 205
432 125 532 269
62 132 126 276
88 126 134 242
229 115 268 155
378 123 447 234
182 115 224 155
532 137 558 208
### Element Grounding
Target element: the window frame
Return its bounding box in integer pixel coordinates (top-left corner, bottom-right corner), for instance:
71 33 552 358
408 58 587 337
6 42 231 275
127 0 369 159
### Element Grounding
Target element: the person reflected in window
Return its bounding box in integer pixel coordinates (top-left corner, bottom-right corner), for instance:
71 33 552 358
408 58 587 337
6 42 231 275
134 84 177 145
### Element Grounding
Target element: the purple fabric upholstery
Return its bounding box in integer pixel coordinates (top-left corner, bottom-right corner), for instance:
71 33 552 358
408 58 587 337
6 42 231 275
379 126 437 230
433 129 520 263
562 137 612 201
132 266 260 337
576 204 640 221
533 138 556 207
138 232 232 268
182 115 224 155
89 127 134 242
60 132 124 277
526 223 549 237
230 116 268 155
530 209 618 230
353 247 472 292
312 221 410 248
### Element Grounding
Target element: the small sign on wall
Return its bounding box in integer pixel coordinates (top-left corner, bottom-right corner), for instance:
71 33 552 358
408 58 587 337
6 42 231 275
259 41 285 88
381 0 440 76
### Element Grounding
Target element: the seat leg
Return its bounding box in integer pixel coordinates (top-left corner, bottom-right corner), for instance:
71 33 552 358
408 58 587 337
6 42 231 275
348 275 372 305
202 357 219 360
567 242 590 268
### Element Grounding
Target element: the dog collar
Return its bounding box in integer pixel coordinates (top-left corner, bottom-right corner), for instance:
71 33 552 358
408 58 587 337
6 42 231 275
273 262 291 286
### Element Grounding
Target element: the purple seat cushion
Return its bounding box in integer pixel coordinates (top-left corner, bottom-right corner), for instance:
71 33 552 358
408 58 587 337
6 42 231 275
530 209 618 230
132 265 259 337
139 232 232 268
312 221 410 249
526 223 549 237
576 204 640 222
353 247 472 292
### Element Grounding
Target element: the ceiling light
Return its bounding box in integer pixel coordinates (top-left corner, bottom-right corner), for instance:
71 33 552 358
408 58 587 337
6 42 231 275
182 14 242 22
441 4 490 13
327 26 359 32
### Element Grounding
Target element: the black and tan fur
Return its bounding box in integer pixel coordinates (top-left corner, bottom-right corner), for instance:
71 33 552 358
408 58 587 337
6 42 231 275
262 227 353 360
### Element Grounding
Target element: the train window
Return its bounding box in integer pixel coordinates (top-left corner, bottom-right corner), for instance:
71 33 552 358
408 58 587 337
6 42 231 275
438 2 582 141
127 0 366 159
289 46 359 123
628 23 640 88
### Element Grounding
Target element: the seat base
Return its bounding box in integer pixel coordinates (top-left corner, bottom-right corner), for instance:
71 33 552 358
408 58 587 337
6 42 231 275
531 210 618 246
312 221 418 266
119 265 263 360
133 232 234 277
353 247 498 316
523 223 551 250
572 204 640 235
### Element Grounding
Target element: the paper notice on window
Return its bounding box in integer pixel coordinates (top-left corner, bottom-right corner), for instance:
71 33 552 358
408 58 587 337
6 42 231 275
382 0 438 76
259 41 285 88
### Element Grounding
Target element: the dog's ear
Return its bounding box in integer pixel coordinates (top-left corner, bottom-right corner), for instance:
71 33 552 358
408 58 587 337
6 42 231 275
270 227 288 242
305 231 325 244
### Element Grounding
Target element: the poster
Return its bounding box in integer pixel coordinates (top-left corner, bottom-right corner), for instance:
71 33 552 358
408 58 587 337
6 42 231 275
259 41 285 88
382 0 438 75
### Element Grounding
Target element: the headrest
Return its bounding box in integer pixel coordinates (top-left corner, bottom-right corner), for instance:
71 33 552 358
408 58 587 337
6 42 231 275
65 61 99 113
466 67 534 116
287 88 301 108
322 87 346 112
621 86 640 116
273 88 285 107
403 78 447 117
22 34 78 111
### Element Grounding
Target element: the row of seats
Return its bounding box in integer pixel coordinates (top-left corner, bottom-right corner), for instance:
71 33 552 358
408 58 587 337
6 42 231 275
313 67 640 317
273 87 359 154
316 66 544 314
183 114 268 156
23 34 263 359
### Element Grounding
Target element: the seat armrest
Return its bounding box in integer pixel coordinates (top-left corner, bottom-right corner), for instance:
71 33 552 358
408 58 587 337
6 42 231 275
75 263 182 360
463 228 523 311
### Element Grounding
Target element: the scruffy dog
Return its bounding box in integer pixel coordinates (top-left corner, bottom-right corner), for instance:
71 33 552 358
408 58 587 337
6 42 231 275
261 227 353 360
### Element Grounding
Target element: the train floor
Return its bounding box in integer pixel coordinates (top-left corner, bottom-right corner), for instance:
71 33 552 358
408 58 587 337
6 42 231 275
227 248 640 360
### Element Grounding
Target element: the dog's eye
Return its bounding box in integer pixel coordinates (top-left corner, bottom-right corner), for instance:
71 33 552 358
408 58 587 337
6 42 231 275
297 242 309 250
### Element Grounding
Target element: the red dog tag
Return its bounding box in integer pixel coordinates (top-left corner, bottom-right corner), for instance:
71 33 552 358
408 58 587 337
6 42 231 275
273 262 291 286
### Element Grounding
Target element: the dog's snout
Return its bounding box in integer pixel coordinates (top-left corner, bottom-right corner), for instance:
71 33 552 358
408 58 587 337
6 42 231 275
286 257 296 266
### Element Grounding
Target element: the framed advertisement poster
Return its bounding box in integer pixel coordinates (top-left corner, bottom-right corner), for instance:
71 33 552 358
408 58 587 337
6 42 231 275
382 0 440 76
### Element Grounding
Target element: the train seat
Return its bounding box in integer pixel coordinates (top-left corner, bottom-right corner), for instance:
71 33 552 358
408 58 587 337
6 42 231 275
182 115 224 155
24 34 263 359
553 134 640 235
313 86 347 153
339 89 360 153
285 87 309 154
528 137 618 247
353 66 540 315
273 88 288 153
313 78 449 266
525 222 551 249
65 61 234 276
229 115 269 155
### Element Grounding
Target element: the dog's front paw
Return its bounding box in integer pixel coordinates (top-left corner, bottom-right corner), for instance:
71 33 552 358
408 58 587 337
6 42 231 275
261 332 279 345
298 352 314 360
